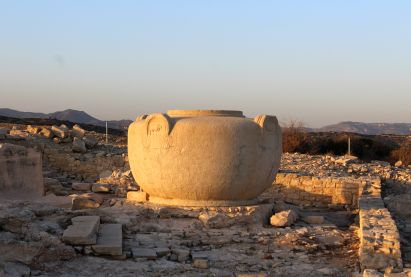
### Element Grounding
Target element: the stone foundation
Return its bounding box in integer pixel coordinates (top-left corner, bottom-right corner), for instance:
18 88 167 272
358 178 403 272
274 172 404 273
274 173 365 208
0 143 44 199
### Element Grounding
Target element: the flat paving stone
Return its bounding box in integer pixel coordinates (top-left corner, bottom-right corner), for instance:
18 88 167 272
92 224 122 256
62 216 100 245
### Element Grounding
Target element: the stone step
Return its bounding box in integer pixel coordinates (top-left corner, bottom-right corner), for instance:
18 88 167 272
92 224 122 256
62 216 100 245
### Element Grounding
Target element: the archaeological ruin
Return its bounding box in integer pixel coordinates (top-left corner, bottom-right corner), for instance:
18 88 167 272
0 115 411 277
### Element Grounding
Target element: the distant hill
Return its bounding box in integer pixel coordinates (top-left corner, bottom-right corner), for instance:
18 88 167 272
0 108 48 119
0 108 132 130
318 121 411 135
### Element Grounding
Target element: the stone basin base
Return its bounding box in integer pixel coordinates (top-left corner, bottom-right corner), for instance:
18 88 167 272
148 196 260 207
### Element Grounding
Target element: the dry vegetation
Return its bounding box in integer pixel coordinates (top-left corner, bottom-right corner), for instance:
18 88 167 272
282 121 411 166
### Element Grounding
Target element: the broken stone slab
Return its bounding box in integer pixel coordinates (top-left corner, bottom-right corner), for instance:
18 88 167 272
26 125 41 135
71 195 101 210
127 191 148 203
92 224 122 256
51 125 69 139
72 137 87 153
72 124 86 138
270 209 298 227
71 192 104 206
40 127 53 139
92 183 111 193
9 129 29 138
62 216 100 245
132 248 157 260
72 182 92 191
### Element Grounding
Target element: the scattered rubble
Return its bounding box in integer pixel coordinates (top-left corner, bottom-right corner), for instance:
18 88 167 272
270 209 298 227
1 123 411 276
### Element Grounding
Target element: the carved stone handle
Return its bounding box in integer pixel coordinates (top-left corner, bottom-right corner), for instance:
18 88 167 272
254 115 279 132
143 113 172 149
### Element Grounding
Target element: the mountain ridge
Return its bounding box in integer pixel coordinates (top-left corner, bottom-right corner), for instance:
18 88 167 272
0 108 132 130
1 108 410 135
317 121 411 135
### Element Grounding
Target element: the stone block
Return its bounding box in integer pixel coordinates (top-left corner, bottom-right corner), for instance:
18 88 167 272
72 124 86 138
155 247 170 257
40 127 53 139
132 248 157 260
71 196 101 210
52 125 69 139
127 191 148 202
92 183 111 193
92 224 122 256
72 137 87 153
62 216 100 245
171 248 190 262
0 143 44 200
270 210 298 227
72 182 92 191
26 125 41 135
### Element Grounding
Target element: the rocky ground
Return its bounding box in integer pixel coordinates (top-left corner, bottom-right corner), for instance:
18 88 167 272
1 123 411 276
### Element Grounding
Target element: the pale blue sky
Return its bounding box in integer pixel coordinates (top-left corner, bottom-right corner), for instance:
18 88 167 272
1 1 410 127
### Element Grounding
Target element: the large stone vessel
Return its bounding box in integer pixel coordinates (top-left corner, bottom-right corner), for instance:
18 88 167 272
128 110 282 206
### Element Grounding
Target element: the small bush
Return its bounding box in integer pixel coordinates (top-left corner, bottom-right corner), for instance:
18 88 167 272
282 120 306 153
391 142 411 166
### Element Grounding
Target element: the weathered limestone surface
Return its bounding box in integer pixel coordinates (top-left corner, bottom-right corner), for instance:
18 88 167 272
358 179 403 272
0 143 44 199
92 224 122 256
62 216 100 245
128 110 282 206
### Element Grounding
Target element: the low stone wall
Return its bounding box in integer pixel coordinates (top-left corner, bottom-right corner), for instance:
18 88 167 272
274 173 365 208
274 172 404 273
358 178 403 273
